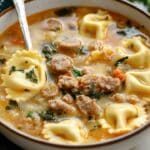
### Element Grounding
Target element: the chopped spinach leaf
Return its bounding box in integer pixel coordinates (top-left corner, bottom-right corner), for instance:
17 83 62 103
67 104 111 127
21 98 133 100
77 46 89 55
89 92 110 100
26 111 34 118
116 27 141 37
42 43 57 61
148 5 150 12
9 66 24 75
72 68 83 77
24 89 30 92
40 110 57 121
117 30 127 36
115 56 129 67
0 58 6 65
6 100 18 110
55 7 75 16
26 69 38 83
88 82 111 99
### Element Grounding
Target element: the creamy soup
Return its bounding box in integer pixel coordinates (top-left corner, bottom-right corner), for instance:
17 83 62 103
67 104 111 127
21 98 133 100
0 7 149 145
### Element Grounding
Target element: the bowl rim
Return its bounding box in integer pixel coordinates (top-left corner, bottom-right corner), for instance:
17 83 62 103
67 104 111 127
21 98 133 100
0 0 150 148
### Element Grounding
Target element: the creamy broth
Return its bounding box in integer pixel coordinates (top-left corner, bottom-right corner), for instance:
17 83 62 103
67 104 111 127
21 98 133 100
0 7 149 145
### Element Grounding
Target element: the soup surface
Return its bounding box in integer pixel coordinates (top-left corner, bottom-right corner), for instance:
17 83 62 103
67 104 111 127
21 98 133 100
0 7 150 145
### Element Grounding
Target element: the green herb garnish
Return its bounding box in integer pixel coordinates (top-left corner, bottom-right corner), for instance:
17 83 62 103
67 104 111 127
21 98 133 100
0 58 6 65
26 111 40 119
117 30 127 36
115 56 129 67
116 27 140 37
126 20 132 27
77 46 89 55
26 111 34 118
26 69 38 83
42 43 57 61
9 66 24 75
88 82 111 99
40 110 57 121
6 100 18 110
72 68 83 77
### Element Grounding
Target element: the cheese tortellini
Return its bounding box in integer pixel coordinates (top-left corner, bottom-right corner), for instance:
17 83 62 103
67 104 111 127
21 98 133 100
80 10 112 39
42 118 87 144
126 70 150 96
2 50 46 102
100 103 147 134
116 36 150 68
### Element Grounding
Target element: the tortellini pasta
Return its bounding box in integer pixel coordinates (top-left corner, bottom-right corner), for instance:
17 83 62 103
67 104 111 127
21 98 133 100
126 70 150 96
42 118 87 144
116 36 150 68
2 50 46 102
99 103 147 134
80 10 112 39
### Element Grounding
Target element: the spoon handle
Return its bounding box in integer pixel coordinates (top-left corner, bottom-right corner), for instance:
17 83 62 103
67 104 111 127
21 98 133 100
13 0 32 50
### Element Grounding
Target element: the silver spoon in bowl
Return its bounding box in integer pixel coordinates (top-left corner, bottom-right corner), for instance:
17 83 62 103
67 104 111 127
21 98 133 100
13 0 32 50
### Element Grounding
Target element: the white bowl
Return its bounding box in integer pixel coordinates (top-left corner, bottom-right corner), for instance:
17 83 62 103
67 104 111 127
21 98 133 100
0 0 149 150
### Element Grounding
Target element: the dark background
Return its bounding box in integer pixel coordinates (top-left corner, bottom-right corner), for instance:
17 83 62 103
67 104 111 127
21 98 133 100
0 0 149 150
0 0 13 12
0 135 21 150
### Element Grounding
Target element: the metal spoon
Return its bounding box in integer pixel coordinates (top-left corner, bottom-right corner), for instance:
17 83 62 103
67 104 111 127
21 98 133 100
13 0 32 50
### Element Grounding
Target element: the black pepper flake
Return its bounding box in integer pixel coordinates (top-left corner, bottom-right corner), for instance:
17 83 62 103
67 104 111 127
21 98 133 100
5 100 19 110
115 56 129 67
55 7 75 16
0 58 6 65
